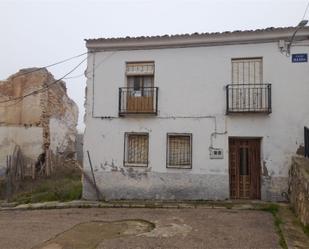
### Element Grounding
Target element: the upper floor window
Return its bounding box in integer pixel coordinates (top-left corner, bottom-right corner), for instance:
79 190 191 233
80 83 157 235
119 62 158 115
227 58 271 114
232 58 262 84
126 62 154 93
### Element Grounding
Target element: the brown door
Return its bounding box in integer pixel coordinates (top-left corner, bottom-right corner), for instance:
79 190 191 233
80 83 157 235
229 138 261 199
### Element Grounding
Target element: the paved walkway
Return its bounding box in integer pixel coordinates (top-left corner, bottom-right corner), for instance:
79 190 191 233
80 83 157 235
0 207 279 249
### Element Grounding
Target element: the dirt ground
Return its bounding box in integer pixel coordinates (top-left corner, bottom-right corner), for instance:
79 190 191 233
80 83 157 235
0 208 279 249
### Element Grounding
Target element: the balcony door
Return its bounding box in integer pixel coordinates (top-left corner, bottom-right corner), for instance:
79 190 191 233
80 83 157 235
126 62 154 113
229 138 261 200
231 58 263 111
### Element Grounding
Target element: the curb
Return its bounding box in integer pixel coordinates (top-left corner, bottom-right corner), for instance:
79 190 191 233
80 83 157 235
0 200 285 211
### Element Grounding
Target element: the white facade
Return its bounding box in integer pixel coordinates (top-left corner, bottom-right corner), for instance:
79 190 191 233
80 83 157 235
83 27 309 201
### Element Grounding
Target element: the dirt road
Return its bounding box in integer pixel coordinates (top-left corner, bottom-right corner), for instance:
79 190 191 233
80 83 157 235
0 207 279 249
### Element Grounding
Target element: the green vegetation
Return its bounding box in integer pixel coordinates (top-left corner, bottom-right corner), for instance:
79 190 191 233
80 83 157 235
1 164 82 204
301 224 309 237
12 178 82 204
261 204 287 249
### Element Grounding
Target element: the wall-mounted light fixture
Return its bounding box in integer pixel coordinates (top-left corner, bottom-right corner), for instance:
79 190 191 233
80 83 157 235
287 20 308 55
278 20 308 56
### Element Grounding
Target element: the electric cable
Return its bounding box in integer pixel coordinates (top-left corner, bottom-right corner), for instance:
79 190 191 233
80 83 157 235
0 56 88 105
5 52 88 80
63 51 116 80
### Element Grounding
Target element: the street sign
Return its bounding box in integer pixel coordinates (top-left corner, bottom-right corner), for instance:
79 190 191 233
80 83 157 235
292 53 308 63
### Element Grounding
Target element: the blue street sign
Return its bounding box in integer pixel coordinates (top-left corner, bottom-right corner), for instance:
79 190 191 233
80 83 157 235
292 53 308 63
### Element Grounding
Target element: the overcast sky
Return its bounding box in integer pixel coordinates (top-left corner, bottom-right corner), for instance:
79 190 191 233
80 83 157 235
0 0 308 131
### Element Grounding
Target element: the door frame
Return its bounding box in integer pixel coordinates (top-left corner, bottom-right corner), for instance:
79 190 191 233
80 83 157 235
228 137 262 200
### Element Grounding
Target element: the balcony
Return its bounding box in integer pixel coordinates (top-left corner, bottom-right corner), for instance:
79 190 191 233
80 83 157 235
119 87 158 116
226 84 271 114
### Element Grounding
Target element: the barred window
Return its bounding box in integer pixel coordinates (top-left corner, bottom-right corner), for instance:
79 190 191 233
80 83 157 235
167 134 192 169
124 133 149 167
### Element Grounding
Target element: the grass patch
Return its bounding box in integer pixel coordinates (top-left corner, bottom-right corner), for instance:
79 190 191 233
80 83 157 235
12 178 82 204
301 224 309 237
2 164 82 204
260 203 279 214
261 204 287 249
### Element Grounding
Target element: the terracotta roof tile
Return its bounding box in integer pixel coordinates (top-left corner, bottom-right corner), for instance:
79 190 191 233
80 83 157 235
85 26 300 42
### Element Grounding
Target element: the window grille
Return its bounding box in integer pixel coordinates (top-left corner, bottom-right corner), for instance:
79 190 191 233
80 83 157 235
124 133 149 166
167 134 192 169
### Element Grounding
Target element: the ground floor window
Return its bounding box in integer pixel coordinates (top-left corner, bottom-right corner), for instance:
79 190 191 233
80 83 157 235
167 133 192 169
124 133 149 167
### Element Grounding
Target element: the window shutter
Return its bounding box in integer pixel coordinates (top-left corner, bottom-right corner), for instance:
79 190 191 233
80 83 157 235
232 58 262 84
126 62 154 76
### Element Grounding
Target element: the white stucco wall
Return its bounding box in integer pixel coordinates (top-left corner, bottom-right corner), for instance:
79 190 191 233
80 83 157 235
83 40 309 201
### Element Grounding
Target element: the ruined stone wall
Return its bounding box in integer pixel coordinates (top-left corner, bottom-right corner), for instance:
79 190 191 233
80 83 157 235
0 69 44 125
289 156 309 226
0 69 46 173
0 68 78 175
47 79 78 155
75 133 83 165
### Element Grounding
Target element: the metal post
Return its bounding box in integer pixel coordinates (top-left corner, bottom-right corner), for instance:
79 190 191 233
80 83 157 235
305 127 307 157
118 88 122 116
226 85 229 114
6 155 12 202
87 150 100 201
155 87 158 115
268 84 272 113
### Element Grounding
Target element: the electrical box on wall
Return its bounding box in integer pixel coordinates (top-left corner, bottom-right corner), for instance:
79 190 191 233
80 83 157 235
210 148 224 159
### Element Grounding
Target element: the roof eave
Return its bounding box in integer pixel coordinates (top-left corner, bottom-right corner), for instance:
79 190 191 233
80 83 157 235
85 28 309 51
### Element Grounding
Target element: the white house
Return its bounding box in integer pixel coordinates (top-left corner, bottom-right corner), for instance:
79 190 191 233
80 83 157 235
83 27 309 201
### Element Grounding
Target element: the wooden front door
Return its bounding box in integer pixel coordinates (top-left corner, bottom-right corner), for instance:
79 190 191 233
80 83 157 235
229 138 261 199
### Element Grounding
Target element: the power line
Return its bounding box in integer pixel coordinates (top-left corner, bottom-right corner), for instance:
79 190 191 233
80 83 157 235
0 56 88 105
5 52 88 80
63 72 86 80
63 51 116 80
0 50 116 107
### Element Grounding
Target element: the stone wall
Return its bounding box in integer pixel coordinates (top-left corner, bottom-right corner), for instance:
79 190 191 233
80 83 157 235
0 69 43 126
47 75 78 155
289 156 309 226
75 133 83 165
0 68 78 175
